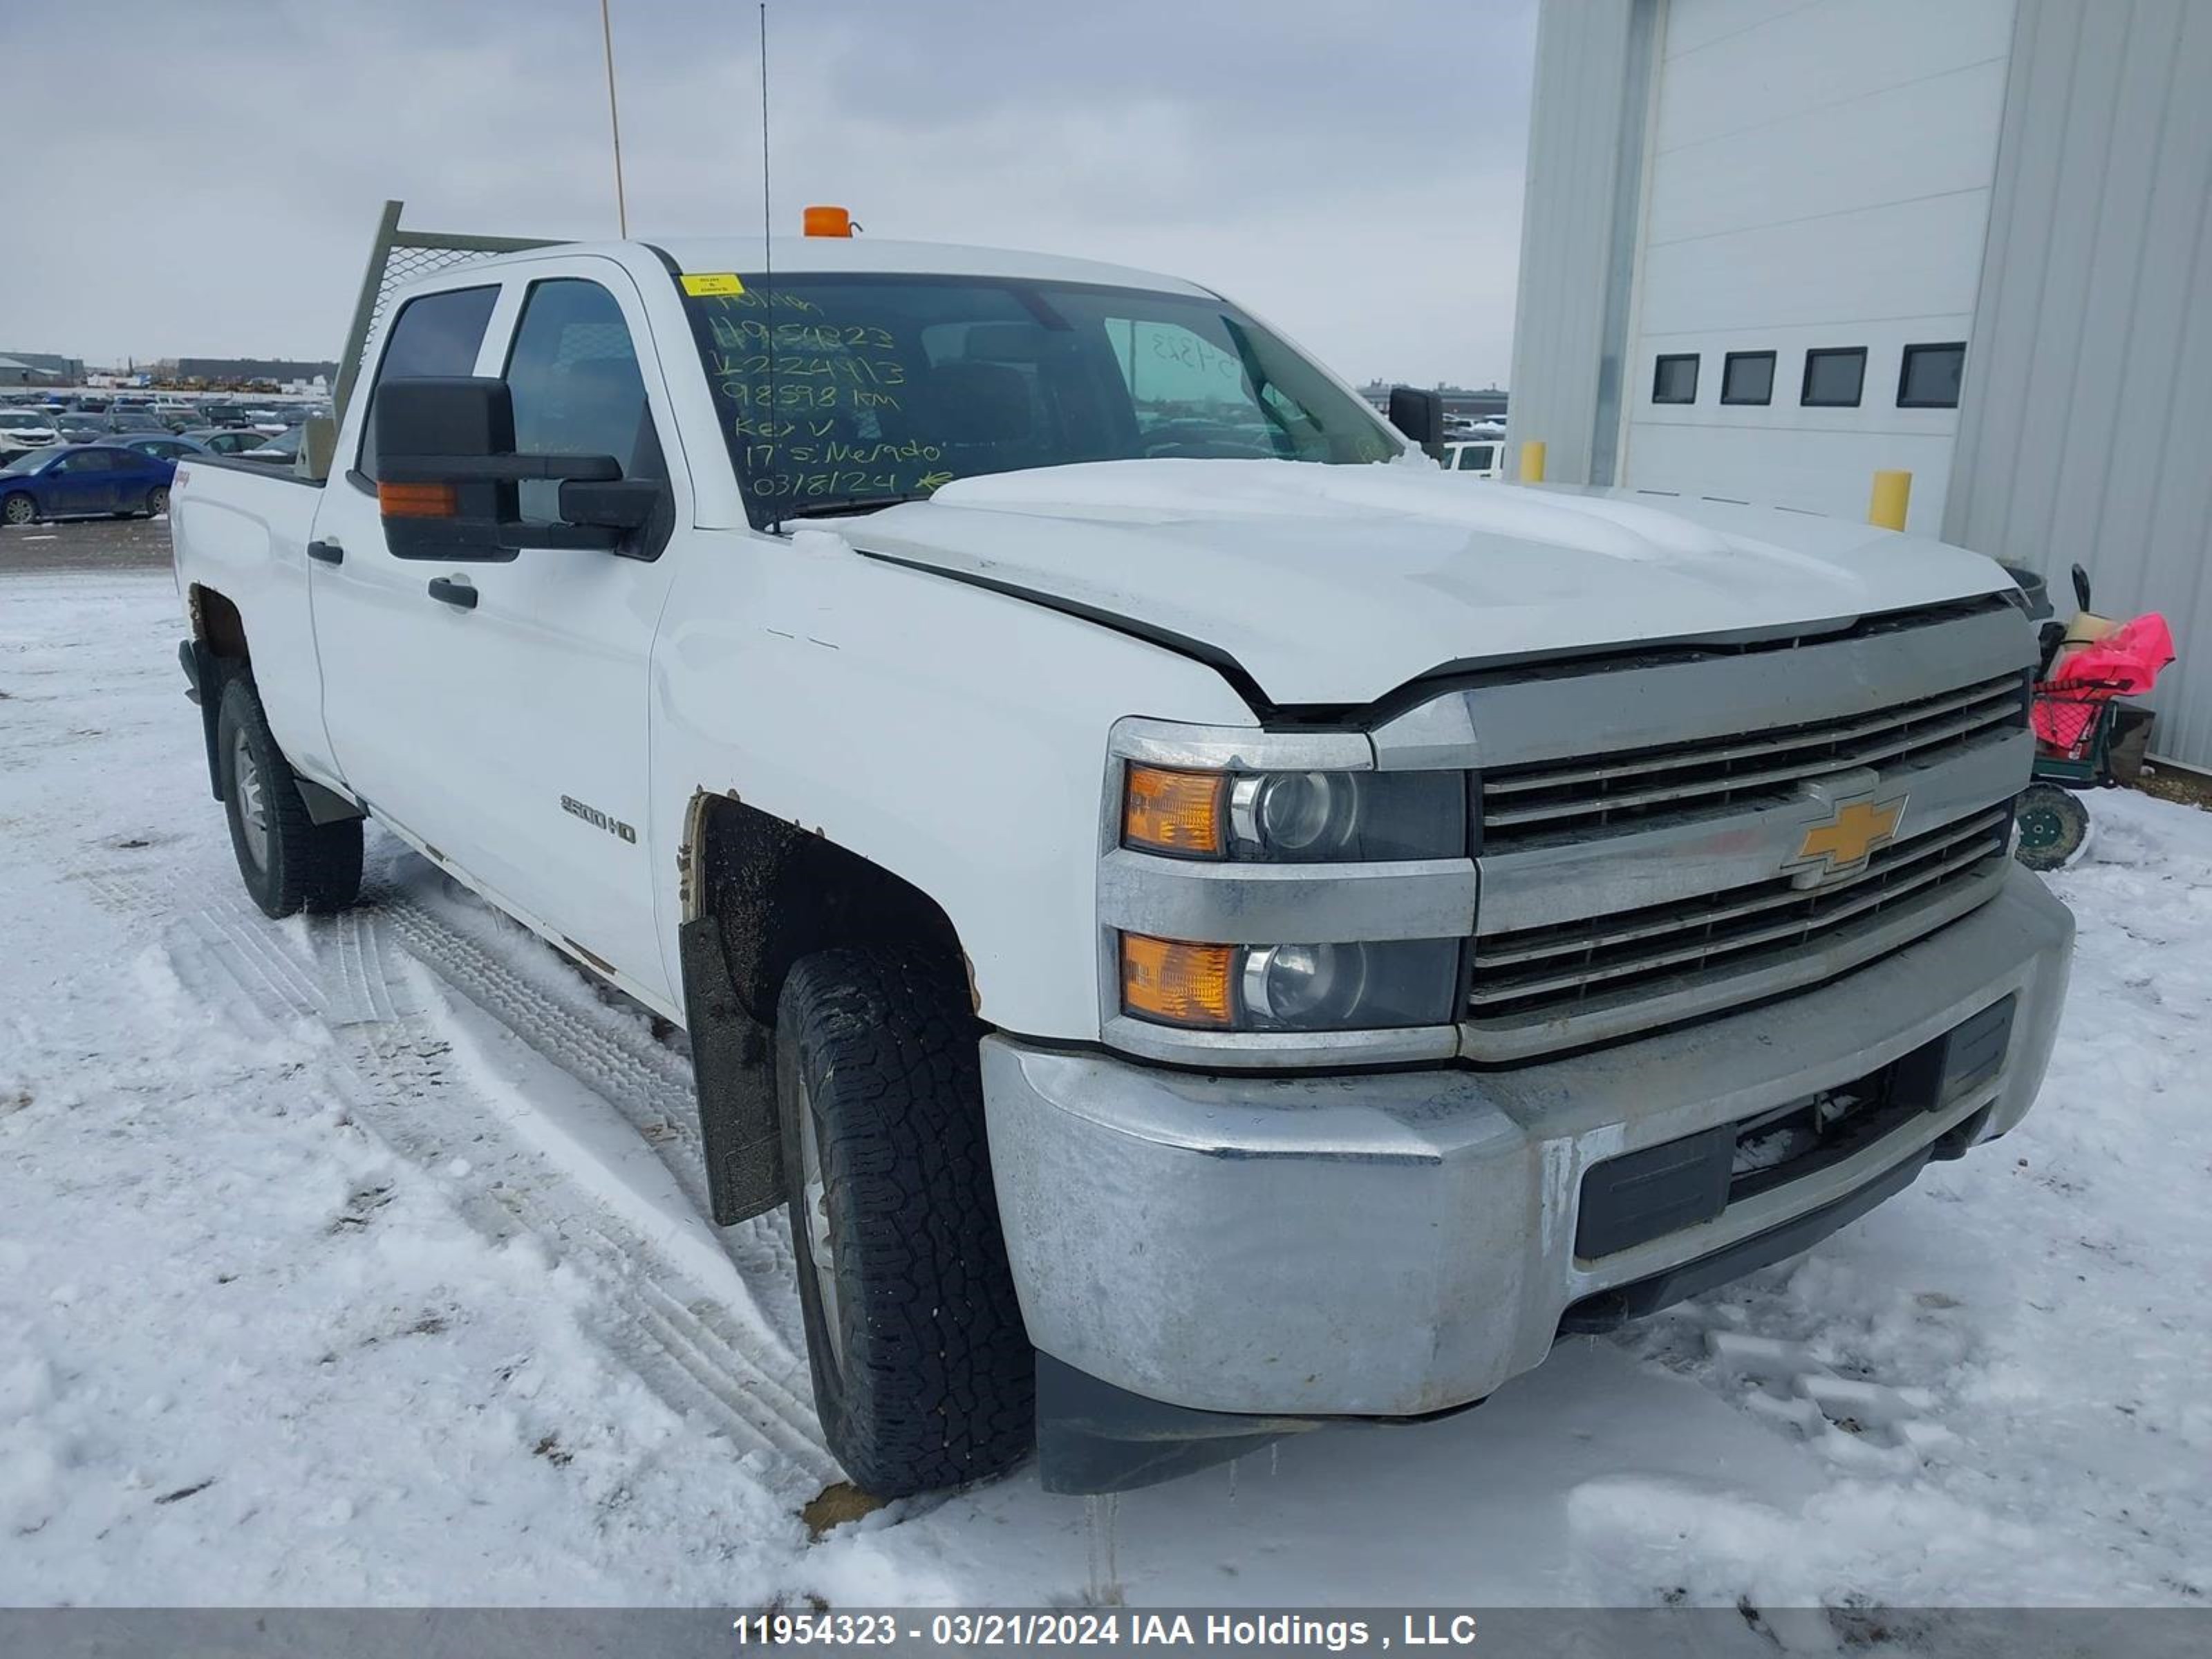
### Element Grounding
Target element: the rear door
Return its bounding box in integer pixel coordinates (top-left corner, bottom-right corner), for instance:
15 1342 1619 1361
308 279 504 843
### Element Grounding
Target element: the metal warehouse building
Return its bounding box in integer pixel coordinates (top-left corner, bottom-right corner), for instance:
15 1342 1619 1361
1508 0 2212 769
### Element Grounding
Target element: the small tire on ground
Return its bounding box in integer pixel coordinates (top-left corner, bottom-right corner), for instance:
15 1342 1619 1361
216 673 363 918
2014 781 2092 872
776 945 1033 1497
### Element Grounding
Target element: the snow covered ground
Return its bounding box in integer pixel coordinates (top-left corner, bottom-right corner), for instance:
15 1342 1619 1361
2 569 2207 1611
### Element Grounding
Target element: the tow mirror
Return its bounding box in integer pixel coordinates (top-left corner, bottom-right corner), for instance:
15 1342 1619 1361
373 377 639 559
1386 386 1446 460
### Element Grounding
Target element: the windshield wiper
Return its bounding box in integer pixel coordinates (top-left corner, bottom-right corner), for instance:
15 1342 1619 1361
769 492 932 529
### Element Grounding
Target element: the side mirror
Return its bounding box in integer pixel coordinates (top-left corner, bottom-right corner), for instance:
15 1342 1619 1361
1386 386 1446 459
373 377 637 559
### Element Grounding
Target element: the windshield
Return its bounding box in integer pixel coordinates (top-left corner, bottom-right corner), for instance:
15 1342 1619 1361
678 273 1399 525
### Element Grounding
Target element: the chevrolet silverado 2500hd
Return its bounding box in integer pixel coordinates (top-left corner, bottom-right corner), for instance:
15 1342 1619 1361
168 233 2073 1498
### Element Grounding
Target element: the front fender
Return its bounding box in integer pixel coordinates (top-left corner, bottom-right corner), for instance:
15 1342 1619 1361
650 529 1255 1040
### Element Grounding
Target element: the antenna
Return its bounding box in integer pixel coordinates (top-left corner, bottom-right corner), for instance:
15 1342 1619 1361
599 0 629 236
759 1 780 532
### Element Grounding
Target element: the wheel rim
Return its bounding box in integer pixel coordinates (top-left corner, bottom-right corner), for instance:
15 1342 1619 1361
2 496 30 525
232 726 270 872
149 487 169 514
797 1078 845 1378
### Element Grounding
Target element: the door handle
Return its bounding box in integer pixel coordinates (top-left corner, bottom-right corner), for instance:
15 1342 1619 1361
427 577 478 610
306 539 343 565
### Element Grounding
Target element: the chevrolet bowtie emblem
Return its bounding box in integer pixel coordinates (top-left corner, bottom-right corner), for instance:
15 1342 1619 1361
1788 793 1908 881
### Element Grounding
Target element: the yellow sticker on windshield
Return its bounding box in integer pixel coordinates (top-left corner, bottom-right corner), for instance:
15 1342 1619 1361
680 272 745 297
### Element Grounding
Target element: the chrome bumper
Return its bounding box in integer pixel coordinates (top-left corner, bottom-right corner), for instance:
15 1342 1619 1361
983 866 2073 1418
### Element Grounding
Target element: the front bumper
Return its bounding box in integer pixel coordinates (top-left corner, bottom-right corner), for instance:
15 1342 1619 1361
982 865 2072 1423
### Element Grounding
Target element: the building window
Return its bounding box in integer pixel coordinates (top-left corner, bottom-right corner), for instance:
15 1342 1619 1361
1652 354 1699 404
1721 351 1776 406
1801 347 1866 408
1898 341 1966 409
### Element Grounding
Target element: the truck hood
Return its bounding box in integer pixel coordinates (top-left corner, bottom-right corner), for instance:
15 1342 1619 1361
850 459 2014 707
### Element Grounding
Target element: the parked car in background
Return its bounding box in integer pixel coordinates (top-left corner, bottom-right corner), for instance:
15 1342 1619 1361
1441 437 1504 478
120 432 212 462
180 427 268 456
0 409 62 458
240 426 302 464
197 404 254 429
55 413 119 443
0 443 176 525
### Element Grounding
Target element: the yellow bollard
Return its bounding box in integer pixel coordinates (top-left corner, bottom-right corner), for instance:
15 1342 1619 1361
1868 469 1912 531
1519 440 1547 484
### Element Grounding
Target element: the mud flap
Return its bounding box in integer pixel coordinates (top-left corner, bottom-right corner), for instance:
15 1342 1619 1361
180 639 225 801
677 914 785 1226
1035 1352 1321 1495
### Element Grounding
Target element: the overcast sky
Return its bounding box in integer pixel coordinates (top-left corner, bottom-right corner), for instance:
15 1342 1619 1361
1 1 1535 386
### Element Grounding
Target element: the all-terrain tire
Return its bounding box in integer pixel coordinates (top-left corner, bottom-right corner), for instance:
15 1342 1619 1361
216 674 364 918
776 946 1033 1496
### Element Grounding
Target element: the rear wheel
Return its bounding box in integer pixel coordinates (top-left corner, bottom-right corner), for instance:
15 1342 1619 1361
1 493 35 527
2014 782 2092 872
216 675 363 918
144 485 169 516
776 946 1033 1497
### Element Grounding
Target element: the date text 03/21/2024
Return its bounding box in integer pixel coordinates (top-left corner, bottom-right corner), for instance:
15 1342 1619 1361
729 1611 1483 1650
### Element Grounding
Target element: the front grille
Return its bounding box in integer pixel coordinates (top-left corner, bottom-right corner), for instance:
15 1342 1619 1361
1467 805 2014 1024
1479 671 2027 852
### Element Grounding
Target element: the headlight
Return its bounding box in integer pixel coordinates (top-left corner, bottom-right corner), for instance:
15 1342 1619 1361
1123 765 1465 862
1121 934 1461 1032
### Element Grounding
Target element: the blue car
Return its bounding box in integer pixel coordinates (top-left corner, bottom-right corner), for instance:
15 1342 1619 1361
0 442 177 527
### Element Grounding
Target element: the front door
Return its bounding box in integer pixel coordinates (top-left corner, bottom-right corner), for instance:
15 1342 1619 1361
49 449 119 516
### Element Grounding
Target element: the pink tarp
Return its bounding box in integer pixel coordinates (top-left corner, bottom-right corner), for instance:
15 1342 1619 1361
2034 613 2176 752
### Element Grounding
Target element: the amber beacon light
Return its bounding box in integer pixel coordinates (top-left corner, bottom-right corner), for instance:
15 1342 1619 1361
803 204 855 237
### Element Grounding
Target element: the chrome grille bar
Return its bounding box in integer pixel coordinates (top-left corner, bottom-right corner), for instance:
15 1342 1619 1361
1468 809 2012 1015
1481 673 2025 842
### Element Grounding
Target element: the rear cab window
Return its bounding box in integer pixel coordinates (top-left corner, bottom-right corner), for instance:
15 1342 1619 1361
355 283 500 483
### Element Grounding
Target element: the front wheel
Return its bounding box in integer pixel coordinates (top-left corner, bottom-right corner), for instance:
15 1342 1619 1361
216 675 364 917
776 946 1033 1497
2014 782 2092 872
1 493 35 527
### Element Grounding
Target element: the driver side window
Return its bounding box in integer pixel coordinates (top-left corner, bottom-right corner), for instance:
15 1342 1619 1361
503 279 659 523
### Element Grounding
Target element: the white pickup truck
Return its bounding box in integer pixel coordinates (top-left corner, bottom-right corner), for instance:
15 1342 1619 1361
168 230 2073 1499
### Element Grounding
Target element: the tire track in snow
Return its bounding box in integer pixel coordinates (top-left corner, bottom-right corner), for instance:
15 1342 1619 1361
150 883 834 1483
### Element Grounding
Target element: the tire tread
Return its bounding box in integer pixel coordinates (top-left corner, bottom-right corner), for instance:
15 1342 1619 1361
778 946 1033 1496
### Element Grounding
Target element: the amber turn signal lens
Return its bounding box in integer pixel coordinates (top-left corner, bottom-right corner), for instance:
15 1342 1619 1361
1123 765 1227 857
377 480 458 518
1121 934 1236 1029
